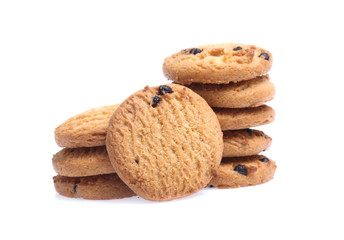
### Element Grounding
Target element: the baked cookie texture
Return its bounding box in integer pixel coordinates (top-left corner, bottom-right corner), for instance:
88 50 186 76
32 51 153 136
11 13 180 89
208 155 277 188
163 43 272 84
223 129 272 157
52 146 115 177
53 174 135 200
184 75 275 108
214 105 275 131
106 84 223 201
55 105 119 148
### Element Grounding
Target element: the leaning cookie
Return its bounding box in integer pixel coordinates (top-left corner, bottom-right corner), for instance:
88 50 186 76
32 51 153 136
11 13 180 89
184 75 275 108
52 146 115 177
215 105 275 131
55 105 119 148
53 174 136 200
208 155 277 188
106 84 223 201
223 129 272 157
163 43 272 84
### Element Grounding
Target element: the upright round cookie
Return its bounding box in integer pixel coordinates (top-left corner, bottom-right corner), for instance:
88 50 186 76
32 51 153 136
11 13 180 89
163 43 272 84
106 84 223 201
55 105 119 148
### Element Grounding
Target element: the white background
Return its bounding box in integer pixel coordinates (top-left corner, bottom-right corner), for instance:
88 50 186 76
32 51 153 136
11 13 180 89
1 0 343 239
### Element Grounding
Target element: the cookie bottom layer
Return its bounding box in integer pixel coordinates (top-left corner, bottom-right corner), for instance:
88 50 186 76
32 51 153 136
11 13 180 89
209 155 276 188
53 174 135 200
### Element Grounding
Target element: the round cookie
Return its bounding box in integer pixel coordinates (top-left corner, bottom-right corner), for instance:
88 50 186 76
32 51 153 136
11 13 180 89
184 75 275 108
53 174 135 200
214 105 275 131
55 104 119 148
223 129 272 157
163 43 272 84
208 155 277 188
52 146 115 177
106 84 223 201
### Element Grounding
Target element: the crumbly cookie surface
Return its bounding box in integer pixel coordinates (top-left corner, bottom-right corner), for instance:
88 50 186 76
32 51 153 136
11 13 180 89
163 43 272 84
106 84 223 201
223 129 272 157
55 105 119 148
208 155 277 188
214 105 275 131
184 75 275 108
52 146 115 177
53 174 136 200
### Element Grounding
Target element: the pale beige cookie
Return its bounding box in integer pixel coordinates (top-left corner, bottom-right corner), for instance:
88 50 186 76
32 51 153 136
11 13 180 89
184 75 275 108
223 129 272 157
53 174 136 200
163 43 272 84
208 155 277 188
52 146 115 177
106 84 223 201
55 105 119 148
214 105 275 131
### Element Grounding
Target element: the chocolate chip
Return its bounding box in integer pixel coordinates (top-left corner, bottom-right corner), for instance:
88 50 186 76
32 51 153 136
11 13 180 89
159 85 173 95
233 46 242 51
209 185 214 188
259 52 270 61
135 159 139 164
189 48 202 55
70 149 75 152
234 165 247 176
259 157 269 162
152 96 161 108
73 184 78 194
245 128 253 134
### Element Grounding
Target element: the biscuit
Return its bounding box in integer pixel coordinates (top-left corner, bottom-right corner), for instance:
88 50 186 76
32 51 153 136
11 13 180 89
214 105 275 131
223 129 272 157
55 105 119 148
52 146 115 177
53 174 135 200
184 75 275 108
106 84 223 201
163 43 272 84
208 155 277 188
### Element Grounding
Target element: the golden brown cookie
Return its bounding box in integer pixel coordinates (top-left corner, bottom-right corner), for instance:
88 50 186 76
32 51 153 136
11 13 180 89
223 129 272 157
55 105 119 148
53 174 135 200
163 43 272 84
184 75 275 108
52 146 115 177
208 155 277 188
106 84 223 201
214 105 275 131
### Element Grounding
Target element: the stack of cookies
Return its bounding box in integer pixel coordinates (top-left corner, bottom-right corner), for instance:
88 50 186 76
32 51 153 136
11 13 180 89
52 43 277 201
163 43 277 188
53 105 136 200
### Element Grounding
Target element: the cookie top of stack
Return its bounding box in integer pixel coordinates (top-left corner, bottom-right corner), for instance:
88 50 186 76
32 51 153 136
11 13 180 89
163 43 272 84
